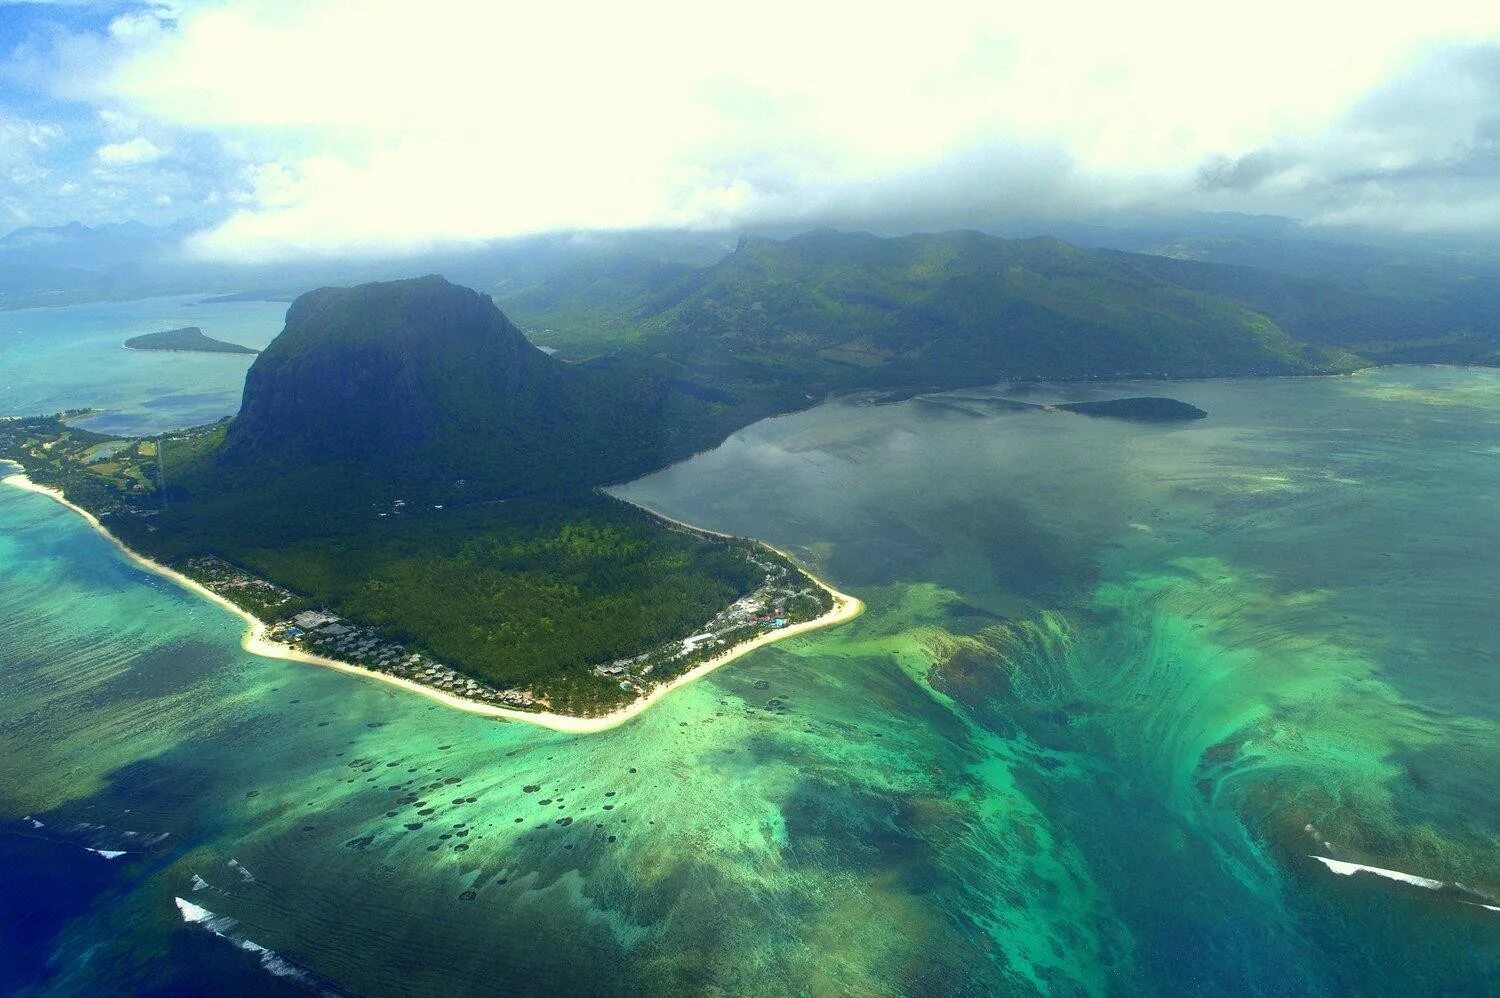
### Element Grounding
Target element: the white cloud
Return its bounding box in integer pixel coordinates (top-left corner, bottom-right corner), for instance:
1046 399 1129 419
33 0 1500 257
97 108 140 133
0 114 62 157
95 135 165 164
0 114 63 196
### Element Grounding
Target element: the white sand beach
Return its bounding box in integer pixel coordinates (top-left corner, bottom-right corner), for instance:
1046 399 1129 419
2 466 862 734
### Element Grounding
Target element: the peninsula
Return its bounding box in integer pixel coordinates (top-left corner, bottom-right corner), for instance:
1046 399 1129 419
2 250 1367 724
124 326 259 354
1 277 856 723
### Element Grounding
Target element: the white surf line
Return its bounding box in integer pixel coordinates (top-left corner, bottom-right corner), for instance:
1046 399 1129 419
4 464 862 734
1310 855 1445 890
1313 856 1500 915
173 897 316 986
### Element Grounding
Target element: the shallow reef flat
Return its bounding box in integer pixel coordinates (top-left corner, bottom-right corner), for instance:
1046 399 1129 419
1 366 1496 995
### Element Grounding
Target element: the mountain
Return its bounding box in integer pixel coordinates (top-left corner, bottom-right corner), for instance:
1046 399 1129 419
5 275 807 712
990 213 1500 365
0 220 191 268
0 220 734 312
215 275 744 502
512 229 1362 389
0 219 215 307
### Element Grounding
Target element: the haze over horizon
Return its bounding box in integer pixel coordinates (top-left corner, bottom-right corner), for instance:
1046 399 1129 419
5 0 1500 262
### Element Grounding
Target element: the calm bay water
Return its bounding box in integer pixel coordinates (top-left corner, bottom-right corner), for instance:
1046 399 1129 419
0 297 1496 994
0 294 286 435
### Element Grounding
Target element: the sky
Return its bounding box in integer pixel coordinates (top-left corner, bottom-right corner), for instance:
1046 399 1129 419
3 0 1500 261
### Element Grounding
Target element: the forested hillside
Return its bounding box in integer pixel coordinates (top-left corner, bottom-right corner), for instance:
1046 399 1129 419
510 229 1366 392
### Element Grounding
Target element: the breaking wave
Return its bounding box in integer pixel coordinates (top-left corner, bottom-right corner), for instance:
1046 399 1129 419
173 897 324 988
1311 856 1500 914
1311 855 1444 889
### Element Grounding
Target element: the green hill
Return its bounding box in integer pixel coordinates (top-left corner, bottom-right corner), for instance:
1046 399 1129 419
512 229 1364 394
987 216 1500 366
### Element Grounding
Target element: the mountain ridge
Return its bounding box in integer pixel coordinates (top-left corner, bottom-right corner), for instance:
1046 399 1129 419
510 228 1368 385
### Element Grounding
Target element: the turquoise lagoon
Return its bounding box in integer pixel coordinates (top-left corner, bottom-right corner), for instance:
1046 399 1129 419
0 294 286 435
0 298 1495 994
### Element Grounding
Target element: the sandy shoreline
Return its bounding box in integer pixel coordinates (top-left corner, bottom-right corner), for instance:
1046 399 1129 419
1 465 862 734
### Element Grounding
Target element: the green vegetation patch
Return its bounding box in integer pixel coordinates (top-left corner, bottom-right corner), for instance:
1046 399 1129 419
237 495 765 709
124 326 259 354
2 416 796 715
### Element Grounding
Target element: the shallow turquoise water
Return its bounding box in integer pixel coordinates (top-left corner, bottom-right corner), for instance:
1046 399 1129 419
0 294 287 434
1 322 1496 993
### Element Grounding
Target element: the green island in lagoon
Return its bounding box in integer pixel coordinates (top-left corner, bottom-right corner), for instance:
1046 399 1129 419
123 326 260 355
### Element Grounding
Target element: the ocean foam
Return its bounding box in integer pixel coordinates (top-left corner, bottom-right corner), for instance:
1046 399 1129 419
1311 856 1444 890
173 898 313 985
236 938 313 983
174 897 229 929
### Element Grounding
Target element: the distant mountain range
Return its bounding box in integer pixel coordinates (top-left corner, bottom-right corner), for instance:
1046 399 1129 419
0 219 193 267
0 220 196 305
506 229 1364 387
504 226 1500 371
0 219 734 311
5 215 1498 368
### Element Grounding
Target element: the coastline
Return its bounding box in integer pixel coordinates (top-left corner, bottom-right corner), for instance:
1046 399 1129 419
1 465 862 735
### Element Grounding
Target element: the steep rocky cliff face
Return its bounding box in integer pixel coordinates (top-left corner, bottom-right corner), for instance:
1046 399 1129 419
220 275 724 500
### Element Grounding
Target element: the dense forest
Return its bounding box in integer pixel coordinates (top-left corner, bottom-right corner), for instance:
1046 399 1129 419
1 416 785 713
